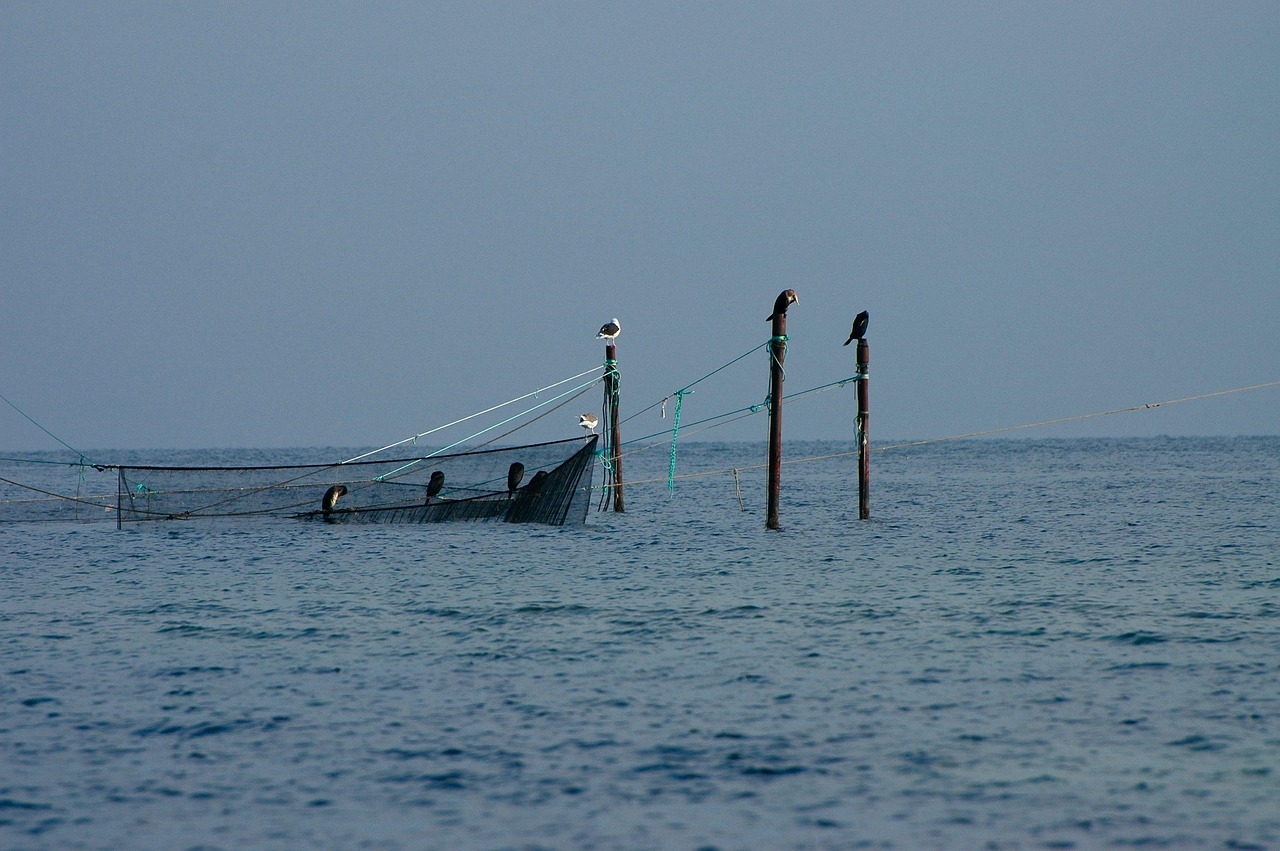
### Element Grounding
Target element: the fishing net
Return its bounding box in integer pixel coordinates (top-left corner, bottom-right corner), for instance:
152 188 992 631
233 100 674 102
0 436 598 527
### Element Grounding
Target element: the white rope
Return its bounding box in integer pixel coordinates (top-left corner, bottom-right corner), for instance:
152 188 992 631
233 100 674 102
341 365 603 464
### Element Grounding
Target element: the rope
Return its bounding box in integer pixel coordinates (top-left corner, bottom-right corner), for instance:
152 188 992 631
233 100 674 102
375 375 603 481
472 381 596 449
666 389 689 492
341 365 603 464
0 391 93 463
606 378 1280 489
767 334 788 386
619 341 770 427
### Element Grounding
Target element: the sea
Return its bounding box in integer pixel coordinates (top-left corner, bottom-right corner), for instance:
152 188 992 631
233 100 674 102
2 437 1277 850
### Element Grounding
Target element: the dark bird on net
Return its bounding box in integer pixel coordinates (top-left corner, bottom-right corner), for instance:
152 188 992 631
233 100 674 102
596 318 621 342
524 470 549 494
322 484 347 513
425 470 445 504
507 462 525 499
843 310 870 346
766 289 799 320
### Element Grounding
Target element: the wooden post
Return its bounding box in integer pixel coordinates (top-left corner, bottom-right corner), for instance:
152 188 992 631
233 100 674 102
766 290 795 530
856 338 870 520
605 343 625 512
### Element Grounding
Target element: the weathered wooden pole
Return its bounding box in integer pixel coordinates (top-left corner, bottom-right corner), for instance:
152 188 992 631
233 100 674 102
856 337 870 520
605 342 625 512
766 289 797 530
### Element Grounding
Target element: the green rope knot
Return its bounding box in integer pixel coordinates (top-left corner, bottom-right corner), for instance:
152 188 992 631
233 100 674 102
667 388 691 492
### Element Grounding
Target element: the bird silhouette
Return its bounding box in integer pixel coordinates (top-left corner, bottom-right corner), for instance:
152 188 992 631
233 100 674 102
507 462 525 499
424 470 445 505
766 289 798 320
321 484 348 523
843 310 869 346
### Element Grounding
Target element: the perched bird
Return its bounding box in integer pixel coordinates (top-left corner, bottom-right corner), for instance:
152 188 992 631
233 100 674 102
507 462 525 499
524 470 549 494
766 289 799 321
578 413 599 434
843 310 869 346
596 318 621 342
425 470 445 504
321 484 348 519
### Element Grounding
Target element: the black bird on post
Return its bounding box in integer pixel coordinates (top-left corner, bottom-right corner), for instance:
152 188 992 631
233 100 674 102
767 289 798 320
843 310 869 346
507 462 525 499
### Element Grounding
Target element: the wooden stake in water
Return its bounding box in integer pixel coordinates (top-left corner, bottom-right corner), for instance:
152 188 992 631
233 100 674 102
856 337 870 520
605 342 625 512
766 289 797 530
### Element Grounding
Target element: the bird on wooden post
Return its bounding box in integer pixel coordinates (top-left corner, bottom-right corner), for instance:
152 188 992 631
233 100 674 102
766 289 798 320
843 310 869 346
596 318 621 342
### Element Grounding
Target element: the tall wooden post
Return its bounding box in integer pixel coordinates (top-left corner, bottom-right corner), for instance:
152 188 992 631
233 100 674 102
766 290 795 530
605 343 625 512
856 338 870 520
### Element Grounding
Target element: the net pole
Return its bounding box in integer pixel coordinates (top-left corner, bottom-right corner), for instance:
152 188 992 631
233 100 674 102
766 290 794 530
856 337 870 520
605 342 625 512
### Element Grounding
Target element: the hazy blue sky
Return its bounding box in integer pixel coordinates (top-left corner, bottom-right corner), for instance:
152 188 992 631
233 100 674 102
3 2 1277 452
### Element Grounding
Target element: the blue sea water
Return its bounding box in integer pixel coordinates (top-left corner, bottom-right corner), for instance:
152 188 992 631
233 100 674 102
2 437 1278 850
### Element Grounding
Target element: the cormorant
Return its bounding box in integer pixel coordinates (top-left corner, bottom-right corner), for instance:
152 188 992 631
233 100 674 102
843 310 869 346
766 289 798 320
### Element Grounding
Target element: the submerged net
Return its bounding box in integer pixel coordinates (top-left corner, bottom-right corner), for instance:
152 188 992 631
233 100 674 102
0 436 598 527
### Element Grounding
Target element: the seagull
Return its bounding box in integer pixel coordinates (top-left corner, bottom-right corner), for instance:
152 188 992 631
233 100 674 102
597 318 621 342
843 310 869 346
766 289 798 320
578 413 599 434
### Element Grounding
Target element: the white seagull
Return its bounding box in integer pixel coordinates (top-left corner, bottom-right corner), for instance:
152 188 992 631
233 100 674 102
596 318 621 342
578 413 599 434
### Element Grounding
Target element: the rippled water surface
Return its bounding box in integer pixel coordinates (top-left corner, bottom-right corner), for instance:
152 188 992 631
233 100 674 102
3 438 1278 849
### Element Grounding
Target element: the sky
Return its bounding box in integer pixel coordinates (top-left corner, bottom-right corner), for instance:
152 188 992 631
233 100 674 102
3 1 1278 453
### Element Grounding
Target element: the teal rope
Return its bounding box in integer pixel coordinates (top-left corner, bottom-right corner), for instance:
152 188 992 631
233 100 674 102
0 391 93 463
624 375 861 446
619 340 770 428
768 334 788 381
666 389 689 492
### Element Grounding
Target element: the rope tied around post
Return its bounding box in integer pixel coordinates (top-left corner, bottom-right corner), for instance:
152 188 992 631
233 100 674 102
768 334 789 380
